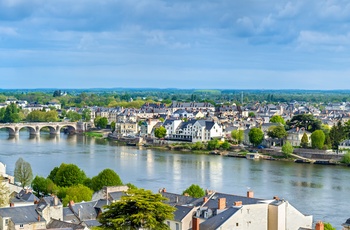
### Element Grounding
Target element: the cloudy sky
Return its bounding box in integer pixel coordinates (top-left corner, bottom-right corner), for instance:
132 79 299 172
1 0 350 89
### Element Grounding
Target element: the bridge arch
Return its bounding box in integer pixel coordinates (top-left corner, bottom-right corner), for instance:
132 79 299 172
57 125 76 134
0 126 17 136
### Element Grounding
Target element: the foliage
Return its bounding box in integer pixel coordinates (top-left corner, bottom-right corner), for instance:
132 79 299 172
231 130 244 144
14 157 33 188
154 126 167 139
91 169 123 192
221 141 231 150
311 130 326 150
182 184 205 198
0 176 10 207
207 139 220 150
191 141 205 150
1 103 21 123
270 115 286 125
267 125 287 139
62 184 93 206
85 132 103 138
26 110 59 122
111 121 116 133
52 163 87 187
66 111 82 122
282 141 294 157
248 112 255 117
324 222 336 230
98 188 175 230
82 109 91 122
94 116 108 129
341 152 350 164
329 121 345 150
32 176 51 196
289 114 321 132
300 133 309 148
248 128 264 146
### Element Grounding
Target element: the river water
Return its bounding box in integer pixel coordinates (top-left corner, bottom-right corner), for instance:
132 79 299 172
0 131 349 229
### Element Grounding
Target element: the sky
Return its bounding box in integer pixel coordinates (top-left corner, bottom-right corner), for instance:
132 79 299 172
1 0 350 89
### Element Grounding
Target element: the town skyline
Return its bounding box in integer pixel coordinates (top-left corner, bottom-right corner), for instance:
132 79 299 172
2 0 350 90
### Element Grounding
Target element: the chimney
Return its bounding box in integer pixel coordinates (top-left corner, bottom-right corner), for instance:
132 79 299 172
37 215 40 221
69 200 75 208
192 217 200 230
184 193 189 197
234 201 242 207
53 196 58 206
247 190 254 198
162 188 166 193
315 221 324 230
10 203 14 207
25 189 29 194
296 127 299 132
218 198 226 210
203 197 208 204
273 196 279 200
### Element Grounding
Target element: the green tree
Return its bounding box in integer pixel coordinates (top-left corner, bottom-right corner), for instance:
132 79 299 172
111 121 116 133
300 133 309 148
191 141 205 150
3 103 20 123
94 116 108 129
341 152 350 164
14 157 33 188
82 109 91 122
182 184 205 198
32 176 51 196
267 125 287 139
0 176 10 207
329 121 345 151
270 115 286 125
289 114 321 132
91 169 123 192
248 112 255 117
53 163 87 187
62 184 93 206
311 130 325 149
154 126 167 139
324 222 336 230
248 128 264 146
66 111 82 122
231 130 244 144
207 139 220 150
98 188 175 230
221 141 231 150
282 141 294 157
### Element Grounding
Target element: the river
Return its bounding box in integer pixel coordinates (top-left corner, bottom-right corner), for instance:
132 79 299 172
0 131 349 229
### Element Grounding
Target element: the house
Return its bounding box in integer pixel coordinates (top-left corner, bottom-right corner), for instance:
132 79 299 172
166 205 196 230
0 205 46 230
10 189 39 207
339 140 350 151
169 102 215 113
163 190 313 230
342 218 350 229
46 218 87 230
286 127 311 147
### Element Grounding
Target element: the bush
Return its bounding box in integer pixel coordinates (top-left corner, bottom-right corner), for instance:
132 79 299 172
341 152 350 164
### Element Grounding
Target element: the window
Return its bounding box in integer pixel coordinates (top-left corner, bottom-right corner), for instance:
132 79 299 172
5 219 8 226
236 223 239 226
20 224 24 228
167 221 170 226
176 223 180 230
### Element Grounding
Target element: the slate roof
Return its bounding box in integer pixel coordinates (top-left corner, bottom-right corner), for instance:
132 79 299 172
161 192 198 206
0 205 46 225
109 191 124 201
63 207 80 223
196 120 216 130
199 207 241 230
173 205 195 222
11 189 39 203
36 196 62 212
47 218 85 230
343 218 350 226
69 201 99 221
203 192 262 210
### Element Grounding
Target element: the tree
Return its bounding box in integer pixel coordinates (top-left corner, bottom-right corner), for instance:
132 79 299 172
324 222 336 230
182 184 205 198
82 109 91 122
270 115 286 125
248 128 264 146
221 141 231 150
111 121 116 133
32 176 50 196
300 133 309 148
3 103 20 123
91 169 123 192
282 141 294 157
311 130 325 150
14 157 33 188
66 111 82 122
207 139 220 150
341 152 350 164
98 188 175 230
329 121 345 151
62 184 93 206
94 116 108 129
248 112 255 117
231 130 244 144
0 176 10 207
267 125 287 139
53 163 87 187
289 114 321 132
154 126 166 139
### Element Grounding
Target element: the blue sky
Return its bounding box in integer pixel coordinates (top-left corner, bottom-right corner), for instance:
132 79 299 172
1 0 350 89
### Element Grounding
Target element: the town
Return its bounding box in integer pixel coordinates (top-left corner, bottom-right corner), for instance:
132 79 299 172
1 90 350 229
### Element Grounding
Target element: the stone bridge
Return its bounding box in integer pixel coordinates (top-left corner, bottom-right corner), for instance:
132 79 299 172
0 122 90 136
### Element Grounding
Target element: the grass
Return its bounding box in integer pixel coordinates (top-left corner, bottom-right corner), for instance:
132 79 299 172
85 132 103 138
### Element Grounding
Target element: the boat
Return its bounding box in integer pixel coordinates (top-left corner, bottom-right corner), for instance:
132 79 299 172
246 153 260 160
294 159 311 164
